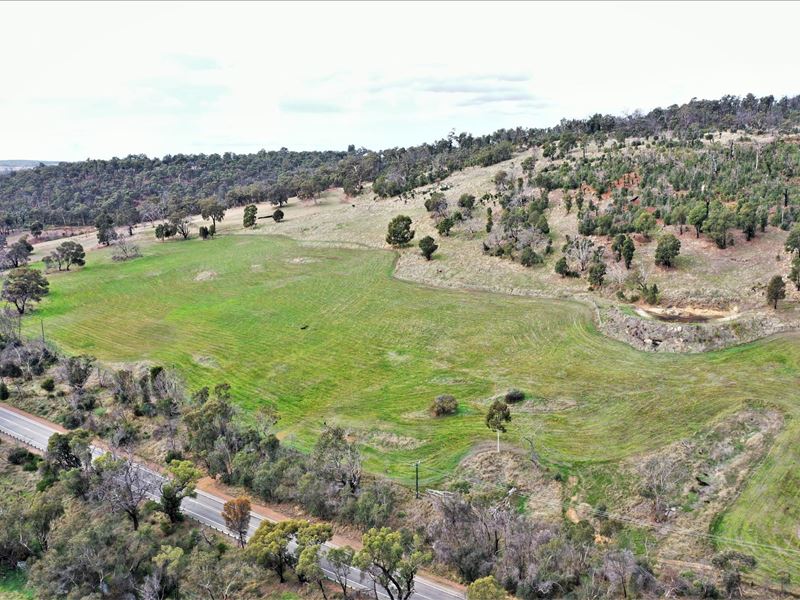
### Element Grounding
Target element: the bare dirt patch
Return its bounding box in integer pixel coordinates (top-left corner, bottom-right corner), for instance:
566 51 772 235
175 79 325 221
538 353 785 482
635 305 738 324
516 396 579 413
354 429 423 451
287 257 320 264
194 270 217 282
193 355 219 369
386 351 410 365
599 305 794 352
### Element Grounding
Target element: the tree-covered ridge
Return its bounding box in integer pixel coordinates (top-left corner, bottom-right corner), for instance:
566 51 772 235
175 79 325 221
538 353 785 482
538 137 800 234
1 93 799 227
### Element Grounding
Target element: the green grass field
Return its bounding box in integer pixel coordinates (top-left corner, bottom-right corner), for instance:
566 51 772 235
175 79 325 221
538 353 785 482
25 233 800 577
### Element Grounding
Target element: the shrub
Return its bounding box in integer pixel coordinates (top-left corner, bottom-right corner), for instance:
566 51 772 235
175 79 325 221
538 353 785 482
61 410 85 429
22 456 41 471
41 377 55 392
431 394 458 416
467 576 507 600
8 446 35 465
0 363 22 379
0 382 8 400
457 194 475 212
505 389 525 403
165 449 184 464
111 239 142 261
520 247 542 267
133 401 156 418
353 483 397 529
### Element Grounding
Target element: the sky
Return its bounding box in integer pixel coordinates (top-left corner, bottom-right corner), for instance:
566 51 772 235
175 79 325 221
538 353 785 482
1 1 798 161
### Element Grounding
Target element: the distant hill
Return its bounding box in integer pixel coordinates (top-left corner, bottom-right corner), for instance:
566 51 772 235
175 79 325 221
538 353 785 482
0 93 798 227
0 160 61 174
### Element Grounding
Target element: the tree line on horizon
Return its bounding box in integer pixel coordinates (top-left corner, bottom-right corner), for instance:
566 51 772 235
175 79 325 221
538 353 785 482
0 93 798 229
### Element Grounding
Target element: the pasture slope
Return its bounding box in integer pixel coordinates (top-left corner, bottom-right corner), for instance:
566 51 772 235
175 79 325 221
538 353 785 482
25 231 800 581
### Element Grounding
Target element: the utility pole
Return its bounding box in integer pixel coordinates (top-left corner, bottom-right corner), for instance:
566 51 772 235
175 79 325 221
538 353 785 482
415 461 420 499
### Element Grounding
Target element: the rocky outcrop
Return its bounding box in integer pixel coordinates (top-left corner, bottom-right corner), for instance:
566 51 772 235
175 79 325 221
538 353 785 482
598 306 796 353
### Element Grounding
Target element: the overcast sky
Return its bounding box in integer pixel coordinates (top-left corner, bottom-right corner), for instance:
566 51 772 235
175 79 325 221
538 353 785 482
2 1 798 161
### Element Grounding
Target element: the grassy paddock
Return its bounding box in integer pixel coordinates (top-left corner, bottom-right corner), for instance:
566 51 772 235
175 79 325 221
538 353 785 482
24 234 800 575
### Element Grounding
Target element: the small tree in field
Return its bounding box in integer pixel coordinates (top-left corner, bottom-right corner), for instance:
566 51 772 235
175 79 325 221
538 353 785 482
655 234 681 267
671 205 688 235
622 236 635 269
611 234 626 261
155 222 177 241
96 214 117 246
703 200 736 249
784 224 800 256
30 222 44 238
766 275 786 309
789 256 800 291
199 197 226 231
554 256 570 277
44 241 85 271
419 236 438 260
634 211 657 239
437 217 454 237
169 212 191 239
486 400 511 452
243 204 258 228
386 215 415 247
588 260 606 289
2 267 49 314
222 496 251 547
4 238 32 268
273 208 284 222
688 202 707 238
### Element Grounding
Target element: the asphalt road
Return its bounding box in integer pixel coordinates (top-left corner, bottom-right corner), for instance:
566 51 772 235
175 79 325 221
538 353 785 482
0 405 464 600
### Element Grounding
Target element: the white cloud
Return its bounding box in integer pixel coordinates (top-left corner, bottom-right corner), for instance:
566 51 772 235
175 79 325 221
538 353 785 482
1 1 798 160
